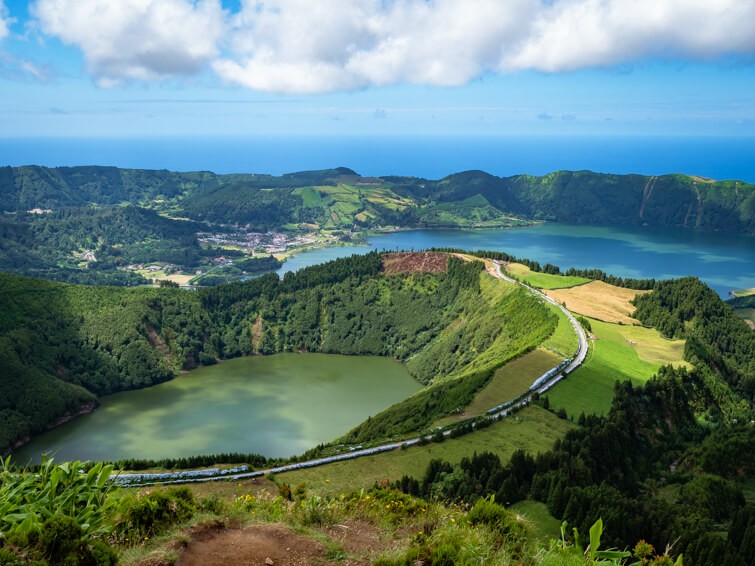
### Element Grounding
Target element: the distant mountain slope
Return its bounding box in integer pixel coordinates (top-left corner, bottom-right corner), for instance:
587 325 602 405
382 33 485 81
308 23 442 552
1 165 753 233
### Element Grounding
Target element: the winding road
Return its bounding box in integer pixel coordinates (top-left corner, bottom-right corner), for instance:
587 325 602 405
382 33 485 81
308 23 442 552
115 259 589 487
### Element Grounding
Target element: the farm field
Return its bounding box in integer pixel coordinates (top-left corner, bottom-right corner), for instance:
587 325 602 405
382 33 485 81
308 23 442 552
546 316 688 418
544 280 648 324
275 406 574 498
505 262 591 289
588 318 689 367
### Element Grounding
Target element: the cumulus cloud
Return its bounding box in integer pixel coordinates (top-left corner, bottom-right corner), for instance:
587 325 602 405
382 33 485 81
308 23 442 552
28 0 755 92
31 0 227 84
213 0 755 93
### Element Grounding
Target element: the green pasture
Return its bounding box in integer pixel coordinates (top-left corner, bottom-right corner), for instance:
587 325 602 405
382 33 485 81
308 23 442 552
505 263 591 289
546 315 687 418
276 406 574 498
588 318 689 367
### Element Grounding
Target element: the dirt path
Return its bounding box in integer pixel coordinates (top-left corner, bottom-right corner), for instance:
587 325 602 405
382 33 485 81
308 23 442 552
177 524 327 566
174 521 384 566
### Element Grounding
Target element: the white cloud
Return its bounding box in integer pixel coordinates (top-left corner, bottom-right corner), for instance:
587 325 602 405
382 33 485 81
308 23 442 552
214 0 755 94
0 1 12 42
29 0 755 92
31 0 227 83
506 0 755 72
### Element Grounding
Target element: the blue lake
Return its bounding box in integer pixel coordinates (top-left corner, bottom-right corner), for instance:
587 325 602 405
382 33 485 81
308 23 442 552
276 223 755 298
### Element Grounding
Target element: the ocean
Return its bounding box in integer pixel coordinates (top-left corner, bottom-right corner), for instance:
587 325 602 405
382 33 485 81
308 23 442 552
2 135 755 182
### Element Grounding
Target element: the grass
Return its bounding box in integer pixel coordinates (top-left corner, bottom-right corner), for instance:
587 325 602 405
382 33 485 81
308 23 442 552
734 308 755 330
299 186 324 206
462 348 564 417
544 280 648 324
731 287 755 297
588 318 689 367
741 477 755 504
542 302 579 357
505 263 591 289
509 500 562 545
546 316 687 418
274 406 574 498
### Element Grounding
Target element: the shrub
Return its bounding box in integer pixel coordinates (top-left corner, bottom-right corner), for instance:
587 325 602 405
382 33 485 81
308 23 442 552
114 487 196 538
467 497 526 540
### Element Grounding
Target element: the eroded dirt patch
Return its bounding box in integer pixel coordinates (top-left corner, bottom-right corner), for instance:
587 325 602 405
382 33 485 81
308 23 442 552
382 252 447 274
319 519 393 556
177 523 327 566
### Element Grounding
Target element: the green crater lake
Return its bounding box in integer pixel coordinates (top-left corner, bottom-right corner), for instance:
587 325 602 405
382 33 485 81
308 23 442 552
14 354 421 463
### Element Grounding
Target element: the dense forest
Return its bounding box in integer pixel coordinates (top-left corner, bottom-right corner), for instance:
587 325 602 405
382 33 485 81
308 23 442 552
0 252 555 456
392 277 755 566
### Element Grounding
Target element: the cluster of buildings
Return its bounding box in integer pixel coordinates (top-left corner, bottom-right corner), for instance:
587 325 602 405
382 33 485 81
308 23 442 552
197 230 335 254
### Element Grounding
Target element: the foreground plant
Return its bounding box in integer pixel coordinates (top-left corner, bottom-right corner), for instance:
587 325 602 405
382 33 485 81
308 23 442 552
0 456 117 565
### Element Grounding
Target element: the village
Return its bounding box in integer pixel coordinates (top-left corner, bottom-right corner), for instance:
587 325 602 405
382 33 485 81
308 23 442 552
195 229 336 254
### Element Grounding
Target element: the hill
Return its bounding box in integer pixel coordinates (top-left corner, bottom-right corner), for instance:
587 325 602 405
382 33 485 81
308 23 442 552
0 252 556 456
1 165 753 233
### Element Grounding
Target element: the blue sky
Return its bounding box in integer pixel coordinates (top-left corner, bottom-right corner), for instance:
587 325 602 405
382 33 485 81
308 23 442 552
1 0 754 138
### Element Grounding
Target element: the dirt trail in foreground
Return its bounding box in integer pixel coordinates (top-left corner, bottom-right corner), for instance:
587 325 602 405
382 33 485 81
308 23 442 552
176 521 385 566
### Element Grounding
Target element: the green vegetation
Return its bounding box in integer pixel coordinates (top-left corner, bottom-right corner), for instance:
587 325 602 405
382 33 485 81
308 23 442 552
633 277 755 403
0 455 682 566
0 252 556 457
190 255 281 285
505 262 591 289
727 293 755 330
2 166 753 287
277 406 574 497
508 500 562 544
542 303 580 357
0 206 232 285
547 317 684 418
462 348 563 418
382 277 755 566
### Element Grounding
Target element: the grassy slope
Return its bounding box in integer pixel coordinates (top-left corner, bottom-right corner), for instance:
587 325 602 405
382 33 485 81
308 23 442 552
505 263 591 289
277 406 574 498
462 348 563 417
541 302 579 357
509 500 563 545
546 316 688 418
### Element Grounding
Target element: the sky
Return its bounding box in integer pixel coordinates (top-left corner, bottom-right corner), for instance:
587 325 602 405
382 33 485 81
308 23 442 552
0 0 754 139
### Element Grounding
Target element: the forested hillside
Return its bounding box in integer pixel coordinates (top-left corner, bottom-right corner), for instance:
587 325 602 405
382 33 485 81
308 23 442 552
0 252 555 456
0 206 226 285
2 165 753 233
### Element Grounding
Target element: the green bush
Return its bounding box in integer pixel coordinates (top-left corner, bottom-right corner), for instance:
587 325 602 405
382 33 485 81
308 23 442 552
467 497 527 540
114 487 196 538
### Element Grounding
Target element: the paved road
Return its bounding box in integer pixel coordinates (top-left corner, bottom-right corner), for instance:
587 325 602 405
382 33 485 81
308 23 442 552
117 259 589 487
487 261 588 397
